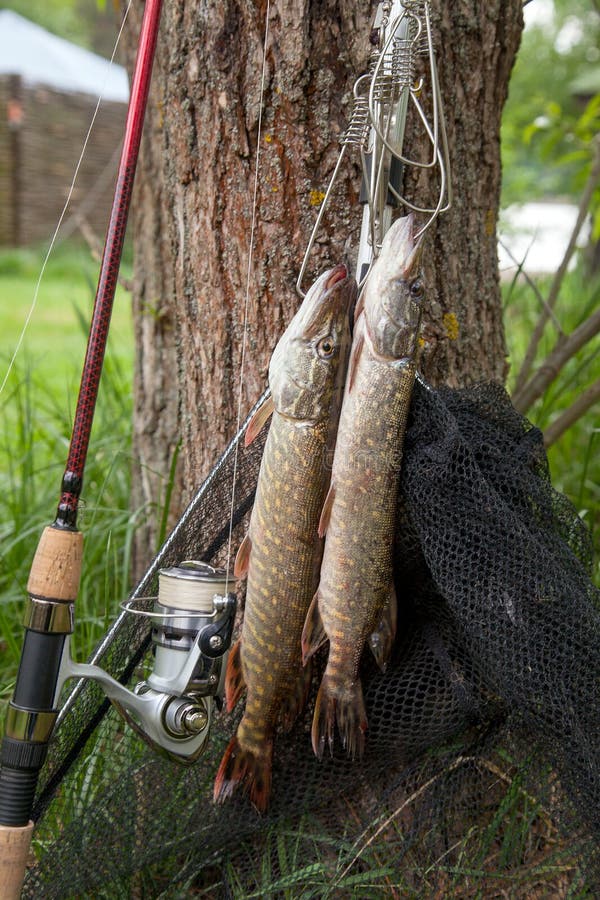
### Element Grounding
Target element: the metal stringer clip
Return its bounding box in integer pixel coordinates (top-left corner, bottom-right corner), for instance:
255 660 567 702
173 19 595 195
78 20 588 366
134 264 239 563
296 0 452 295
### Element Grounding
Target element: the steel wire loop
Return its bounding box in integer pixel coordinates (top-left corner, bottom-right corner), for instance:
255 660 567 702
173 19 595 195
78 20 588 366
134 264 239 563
297 0 452 296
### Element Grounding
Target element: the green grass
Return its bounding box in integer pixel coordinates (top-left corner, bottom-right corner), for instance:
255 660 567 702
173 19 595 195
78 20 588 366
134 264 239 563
1 242 133 400
0 241 137 726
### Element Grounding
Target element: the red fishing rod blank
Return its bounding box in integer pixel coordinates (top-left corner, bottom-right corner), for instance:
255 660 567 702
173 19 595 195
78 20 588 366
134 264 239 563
58 0 164 528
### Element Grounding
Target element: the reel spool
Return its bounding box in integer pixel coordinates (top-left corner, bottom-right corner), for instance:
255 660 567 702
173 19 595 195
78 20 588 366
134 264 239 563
149 562 233 697
57 561 237 763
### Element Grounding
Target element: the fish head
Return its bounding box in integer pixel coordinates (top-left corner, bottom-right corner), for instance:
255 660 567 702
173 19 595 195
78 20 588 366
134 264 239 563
269 265 356 425
362 214 425 362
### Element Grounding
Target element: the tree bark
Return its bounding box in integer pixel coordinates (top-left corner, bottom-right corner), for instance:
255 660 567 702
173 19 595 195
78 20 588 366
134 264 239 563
126 0 523 576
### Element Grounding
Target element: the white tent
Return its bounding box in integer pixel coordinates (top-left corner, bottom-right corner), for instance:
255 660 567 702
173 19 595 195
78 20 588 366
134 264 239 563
0 10 129 102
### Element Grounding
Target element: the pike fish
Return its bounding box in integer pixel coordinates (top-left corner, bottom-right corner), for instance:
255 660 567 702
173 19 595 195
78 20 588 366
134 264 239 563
214 263 356 811
302 214 424 759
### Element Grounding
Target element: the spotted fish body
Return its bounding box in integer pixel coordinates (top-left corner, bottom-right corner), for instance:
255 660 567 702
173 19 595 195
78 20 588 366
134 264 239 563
302 215 424 759
214 264 356 811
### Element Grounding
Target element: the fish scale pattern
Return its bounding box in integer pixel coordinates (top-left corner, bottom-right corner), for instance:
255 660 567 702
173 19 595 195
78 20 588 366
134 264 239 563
21 381 600 897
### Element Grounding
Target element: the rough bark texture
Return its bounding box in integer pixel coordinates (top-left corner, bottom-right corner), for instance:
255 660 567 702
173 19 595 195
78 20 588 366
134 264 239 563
126 0 523 576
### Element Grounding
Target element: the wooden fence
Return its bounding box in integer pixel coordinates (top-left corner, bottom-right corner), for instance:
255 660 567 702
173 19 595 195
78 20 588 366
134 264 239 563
0 75 127 246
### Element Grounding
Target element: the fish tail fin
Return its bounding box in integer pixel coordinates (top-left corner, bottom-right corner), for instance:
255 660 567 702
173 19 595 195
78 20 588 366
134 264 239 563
224 639 245 712
367 586 398 672
301 591 327 665
280 659 312 732
312 675 368 761
213 734 273 813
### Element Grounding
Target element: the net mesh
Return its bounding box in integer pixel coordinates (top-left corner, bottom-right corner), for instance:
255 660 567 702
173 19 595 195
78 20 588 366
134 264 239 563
22 382 600 898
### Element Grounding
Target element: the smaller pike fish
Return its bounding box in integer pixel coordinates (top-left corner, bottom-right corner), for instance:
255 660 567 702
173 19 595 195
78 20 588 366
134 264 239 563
302 214 424 760
214 263 356 811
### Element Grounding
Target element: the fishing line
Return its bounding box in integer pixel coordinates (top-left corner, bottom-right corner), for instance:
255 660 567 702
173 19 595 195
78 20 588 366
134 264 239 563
224 1 272 592
0 0 134 400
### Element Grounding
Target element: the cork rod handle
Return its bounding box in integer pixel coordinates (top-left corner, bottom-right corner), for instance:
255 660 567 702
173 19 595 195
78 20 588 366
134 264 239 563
27 526 83 602
0 822 34 899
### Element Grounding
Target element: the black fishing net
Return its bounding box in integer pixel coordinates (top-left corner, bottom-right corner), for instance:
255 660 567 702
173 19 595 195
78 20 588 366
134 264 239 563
21 381 600 898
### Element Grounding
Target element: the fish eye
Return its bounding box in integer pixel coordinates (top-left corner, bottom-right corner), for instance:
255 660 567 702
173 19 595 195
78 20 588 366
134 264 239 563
316 335 336 359
410 279 424 299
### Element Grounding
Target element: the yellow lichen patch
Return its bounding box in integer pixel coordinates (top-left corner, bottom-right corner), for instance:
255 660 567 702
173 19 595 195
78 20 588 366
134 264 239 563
443 312 460 341
309 189 326 207
264 133 273 144
485 208 495 237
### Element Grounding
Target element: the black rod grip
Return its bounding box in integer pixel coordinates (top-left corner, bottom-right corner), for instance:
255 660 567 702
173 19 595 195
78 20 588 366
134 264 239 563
13 632 65 710
0 766 41 828
0 630 63 827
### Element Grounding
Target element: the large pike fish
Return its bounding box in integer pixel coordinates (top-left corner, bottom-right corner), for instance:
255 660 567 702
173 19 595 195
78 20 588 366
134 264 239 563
214 263 356 811
302 214 424 759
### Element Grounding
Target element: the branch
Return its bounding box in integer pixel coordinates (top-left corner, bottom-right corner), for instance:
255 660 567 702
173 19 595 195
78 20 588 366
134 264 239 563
512 135 600 395
543 377 600 447
499 238 564 336
512 302 600 413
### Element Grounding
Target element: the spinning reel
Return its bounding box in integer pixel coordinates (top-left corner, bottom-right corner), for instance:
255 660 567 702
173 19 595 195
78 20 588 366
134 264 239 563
56 562 237 762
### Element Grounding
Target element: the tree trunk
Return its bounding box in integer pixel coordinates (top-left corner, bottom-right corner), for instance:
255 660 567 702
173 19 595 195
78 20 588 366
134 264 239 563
126 0 523 576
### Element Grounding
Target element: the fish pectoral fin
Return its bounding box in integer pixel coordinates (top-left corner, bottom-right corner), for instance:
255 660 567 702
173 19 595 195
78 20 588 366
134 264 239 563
347 328 365 393
234 533 252 579
244 395 275 447
224 639 246 712
280 660 312 732
213 733 273 814
318 483 336 538
367 585 398 672
301 591 328 664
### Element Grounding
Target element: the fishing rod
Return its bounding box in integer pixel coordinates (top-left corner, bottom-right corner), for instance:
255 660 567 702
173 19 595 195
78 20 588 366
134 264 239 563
0 0 240 884
0 2 178 895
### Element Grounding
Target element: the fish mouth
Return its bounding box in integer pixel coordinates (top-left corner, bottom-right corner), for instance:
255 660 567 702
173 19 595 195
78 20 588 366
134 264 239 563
301 264 355 340
325 264 347 290
383 213 424 279
322 263 356 314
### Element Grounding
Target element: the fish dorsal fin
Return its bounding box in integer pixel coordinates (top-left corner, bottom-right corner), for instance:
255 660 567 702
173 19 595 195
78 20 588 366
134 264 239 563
347 328 365 394
318 483 336 539
224 638 246 712
244 395 275 447
301 590 328 664
234 533 252 578
367 584 398 672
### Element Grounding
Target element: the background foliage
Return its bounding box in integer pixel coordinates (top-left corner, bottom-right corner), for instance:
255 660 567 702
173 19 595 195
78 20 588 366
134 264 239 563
503 0 600 226
1 0 121 58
